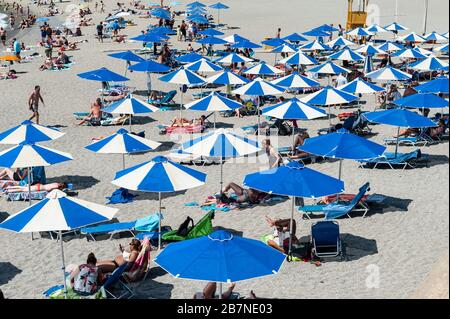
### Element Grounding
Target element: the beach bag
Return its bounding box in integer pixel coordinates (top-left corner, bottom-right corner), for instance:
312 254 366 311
176 217 194 237
73 264 98 295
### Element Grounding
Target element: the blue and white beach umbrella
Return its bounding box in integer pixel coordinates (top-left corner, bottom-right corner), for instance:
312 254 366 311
0 189 118 298
197 36 228 45
326 36 356 48
356 44 386 55
409 56 449 71
184 92 243 127
85 128 161 168
180 128 260 191
309 61 351 75
175 52 205 64
102 95 159 115
399 32 426 43
363 54 374 74
346 27 373 37
261 38 286 48
271 43 297 53
232 77 285 96
279 50 318 66
0 120 65 145
434 43 449 53
262 97 326 120
215 52 253 64
415 77 449 94
283 32 308 43
377 41 405 52
337 77 385 94
223 34 249 44
112 155 207 248
299 40 331 51
244 62 283 76
185 58 223 73
384 22 408 32
394 93 449 109
328 48 365 62
365 24 389 34
271 72 320 90
392 48 427 59
205 70 249 86
424 31 448 42
365 66 412 81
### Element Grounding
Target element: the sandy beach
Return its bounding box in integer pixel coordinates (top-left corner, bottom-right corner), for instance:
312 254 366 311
0 0 449 299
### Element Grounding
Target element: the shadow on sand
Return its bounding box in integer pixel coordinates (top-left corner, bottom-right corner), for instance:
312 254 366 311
0 262 22 286
46 175 100 191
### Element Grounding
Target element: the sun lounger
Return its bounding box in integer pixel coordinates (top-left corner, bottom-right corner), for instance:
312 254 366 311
384 130 436 147
148 90 177 106
167 149 219 166
299 183 371 219
358 149 429 170
311 221 343 259
80 213 160 241
135 226 173 243
158 124 205 135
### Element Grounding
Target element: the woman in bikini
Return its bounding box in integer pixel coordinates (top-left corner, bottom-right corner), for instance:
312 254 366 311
96 239 141 274
5 182 67 193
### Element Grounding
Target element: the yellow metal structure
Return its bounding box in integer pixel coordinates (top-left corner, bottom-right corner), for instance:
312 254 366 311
346 0 369 31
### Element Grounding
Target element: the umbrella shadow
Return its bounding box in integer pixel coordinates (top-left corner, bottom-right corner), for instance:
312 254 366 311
426 154 449 168
205 121 234 129
213 226 244 237
135 278 174 299
157 141 177 152
341 233 378 262
46 175 100 191
131 116 156 125
47 124 68 129
366 195 413 216
130 190 187 202
0 262 22 286
0 211 9 223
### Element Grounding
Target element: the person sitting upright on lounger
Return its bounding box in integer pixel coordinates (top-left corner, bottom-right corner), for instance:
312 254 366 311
78 98 103 125
287 132 311 160
70 253 104 296
96 239 141 274
265 216 298 254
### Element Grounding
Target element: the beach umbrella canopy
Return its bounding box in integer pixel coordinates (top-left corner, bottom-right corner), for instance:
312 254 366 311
130 33 169 42
377 41 405 52
384 22 408 32
158 67 205 85
223 34 249 44
198 28 224 37
206 71 248 87
434 43 449 53
261 38 286 48
0 55 19 62
101 95 159 114
187 6 207 14
424 31 448 42
0 142 73 168
283 33 308 43
355 44 386 55
149 26 176 35
209 2 229 9
187 1 207 8
271 72 320 89
301 86 358 105
85 128 161 154
128 59 171 73
399 32 426 43
394 93 449 109
303 29 330 38
232 77 285 96
365 24 389 34
244 62 283 75
365 66 412 81
409 56 449 71
197 36 228 45
309 61 351 75
415 77 449 94
77 67 129 82
363 54 374 75
363 109 437 128
262 97 326 120
154 230 285 284
185 91 243 112
337 77 385 94
108 51 145 63
0 120 65 145
187 14 209 24
151 8 172 20
175 52 205 64
36 17 50 23
185 58 223 73
346 27 373 37
328 48 365 61
326 36 356 48
279 50 318 66
231 40 262 49
0 190 118 297
271 43 297 53
392 48 427 59
215 53 253 64
299 40 331 51
314 24 339 32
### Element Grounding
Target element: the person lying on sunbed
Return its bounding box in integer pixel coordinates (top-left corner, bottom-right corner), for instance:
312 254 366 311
287 132 311 160
69 253 104 296
96 239 141 274
265 216 298 254
78 98 103 125
394 119 447 139
5 182 67 193
0 168 28 188
171 115 206 127
103 93 126 102
0 70 18 80
221 182 268 204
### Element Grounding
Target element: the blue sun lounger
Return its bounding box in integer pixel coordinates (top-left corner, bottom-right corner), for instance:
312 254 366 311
311 221 342 259
80 214 160 241
358 150 429 170
299 183 371 219
383 130 436 147
148 90 177 106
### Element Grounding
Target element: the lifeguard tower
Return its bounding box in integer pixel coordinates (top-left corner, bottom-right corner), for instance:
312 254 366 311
346 0 369 31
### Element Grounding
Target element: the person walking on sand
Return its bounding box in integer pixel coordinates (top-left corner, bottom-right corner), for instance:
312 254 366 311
28 85 45 124
0 27 6 47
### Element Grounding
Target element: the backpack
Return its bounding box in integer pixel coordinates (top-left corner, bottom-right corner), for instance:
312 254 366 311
73 264 98 295
176 217 194 237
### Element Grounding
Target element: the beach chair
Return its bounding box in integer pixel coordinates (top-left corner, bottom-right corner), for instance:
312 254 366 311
358 150 429 170
148 90 177 106
80 213 161 241
383 129 436 147
162 210 215 242
299 183 371 219
311 221 342 259
101 263 135 299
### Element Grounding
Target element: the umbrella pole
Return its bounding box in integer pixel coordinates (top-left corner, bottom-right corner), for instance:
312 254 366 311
257 96 261 135
179 88 184 120
28 167 34 241
328 106 332 131
214 112 216 129
129 115 132 132
395 127 400 158
60 230 68 299
220 157 223 193
158 192 162 250
122 154 125 170
288 196 295 255
219 282 223 299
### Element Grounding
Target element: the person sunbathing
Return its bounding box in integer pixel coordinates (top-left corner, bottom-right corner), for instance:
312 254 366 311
194 282 236 299
96 239 141 274
39 58 55 71
5 182 67 193
78 98 103 125
287 132 311 160
265 216 298 254
104 93 126 102
171 115 205 127
0 168 28 184
221 182 268 204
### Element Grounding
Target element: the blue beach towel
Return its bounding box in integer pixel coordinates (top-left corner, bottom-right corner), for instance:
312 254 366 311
106 188 136 204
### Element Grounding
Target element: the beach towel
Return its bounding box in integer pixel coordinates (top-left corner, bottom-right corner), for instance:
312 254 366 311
106 188 136 204
134 214 160 232
125 238 151 282
185 202 200 207
7 191 48 201
200 204 232 212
